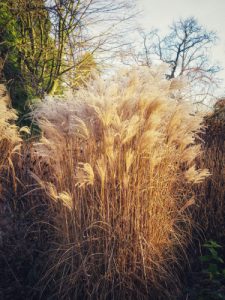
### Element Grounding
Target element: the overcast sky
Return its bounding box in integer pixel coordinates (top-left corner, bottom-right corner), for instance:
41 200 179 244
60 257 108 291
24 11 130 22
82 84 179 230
136 0 225 94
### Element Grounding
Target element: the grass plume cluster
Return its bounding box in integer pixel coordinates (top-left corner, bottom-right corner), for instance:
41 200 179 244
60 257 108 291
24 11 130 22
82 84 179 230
29 68 209 299
195 102 225 240
0 84 21 192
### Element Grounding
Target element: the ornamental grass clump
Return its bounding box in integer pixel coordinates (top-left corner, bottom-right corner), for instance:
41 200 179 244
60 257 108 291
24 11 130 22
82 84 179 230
0 84 21 191
194 100 225 239
32 67 209 299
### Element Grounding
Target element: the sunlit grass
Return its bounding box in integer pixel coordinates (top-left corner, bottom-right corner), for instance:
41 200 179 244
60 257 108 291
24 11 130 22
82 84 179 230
28 67 209 298
0 84 21 192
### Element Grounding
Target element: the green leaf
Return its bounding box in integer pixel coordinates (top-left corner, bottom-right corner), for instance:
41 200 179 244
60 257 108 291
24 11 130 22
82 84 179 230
209 248 218 257
208 263 219 275
200 255 212 262
203 240 222 249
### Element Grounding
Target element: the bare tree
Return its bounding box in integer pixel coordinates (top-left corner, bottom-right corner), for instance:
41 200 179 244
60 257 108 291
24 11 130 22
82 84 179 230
125 18 220 105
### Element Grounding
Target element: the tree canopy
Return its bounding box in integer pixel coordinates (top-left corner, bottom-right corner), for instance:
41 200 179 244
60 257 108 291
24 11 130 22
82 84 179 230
0 0 132 117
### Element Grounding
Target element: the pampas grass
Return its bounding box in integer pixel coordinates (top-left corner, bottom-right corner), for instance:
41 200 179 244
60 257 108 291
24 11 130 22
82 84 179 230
194 103 225 239
0 84 21 192
29 67 209 299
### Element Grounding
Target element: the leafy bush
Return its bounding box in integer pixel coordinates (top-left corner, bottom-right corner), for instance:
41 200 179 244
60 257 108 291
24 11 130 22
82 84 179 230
185 240 225 300
201 240 225 280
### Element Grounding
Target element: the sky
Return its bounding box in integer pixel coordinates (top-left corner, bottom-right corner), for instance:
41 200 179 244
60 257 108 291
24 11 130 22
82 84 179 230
136 0 225 94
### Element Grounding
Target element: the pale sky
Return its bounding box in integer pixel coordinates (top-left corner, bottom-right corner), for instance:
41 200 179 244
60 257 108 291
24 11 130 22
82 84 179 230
136 0 225 94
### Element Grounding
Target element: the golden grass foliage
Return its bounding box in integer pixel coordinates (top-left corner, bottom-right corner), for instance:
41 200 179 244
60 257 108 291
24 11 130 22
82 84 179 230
0 85 21 190
195 103 225 239
29 68 209 299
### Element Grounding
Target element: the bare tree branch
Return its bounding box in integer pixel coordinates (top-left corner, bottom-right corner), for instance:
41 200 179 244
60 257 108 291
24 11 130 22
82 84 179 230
131 17 220 105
